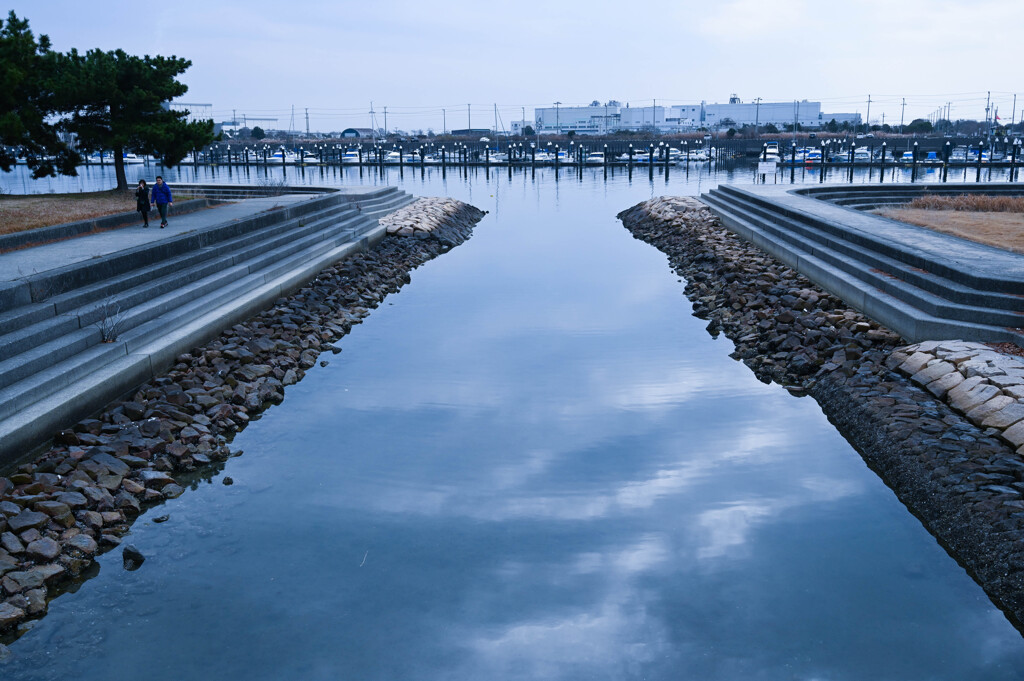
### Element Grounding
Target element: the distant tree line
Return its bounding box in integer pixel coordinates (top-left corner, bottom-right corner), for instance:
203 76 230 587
0 11 215 189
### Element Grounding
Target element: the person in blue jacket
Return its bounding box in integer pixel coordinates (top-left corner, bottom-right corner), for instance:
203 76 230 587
151 175 173 228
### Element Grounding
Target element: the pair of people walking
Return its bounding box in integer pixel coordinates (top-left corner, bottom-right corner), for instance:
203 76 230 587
135 176 173 228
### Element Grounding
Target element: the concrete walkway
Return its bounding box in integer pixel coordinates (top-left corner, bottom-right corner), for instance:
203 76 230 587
0 194 316 281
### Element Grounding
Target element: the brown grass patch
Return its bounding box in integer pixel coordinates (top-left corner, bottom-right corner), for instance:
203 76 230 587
879 208 1024 254
0 190 142 235
0 190 197 236
905 194 1024 213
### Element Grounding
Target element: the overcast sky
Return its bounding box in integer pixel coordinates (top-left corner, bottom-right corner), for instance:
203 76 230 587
8 0 1023 132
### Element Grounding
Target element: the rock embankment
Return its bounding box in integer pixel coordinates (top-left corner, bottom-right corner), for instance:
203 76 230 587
619 196 1024 628
0 199 485 639
381 197 486 246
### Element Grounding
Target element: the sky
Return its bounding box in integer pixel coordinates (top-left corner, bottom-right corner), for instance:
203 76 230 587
7 0 1023 133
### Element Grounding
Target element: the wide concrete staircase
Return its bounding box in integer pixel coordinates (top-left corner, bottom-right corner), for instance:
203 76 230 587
0 186 413 463
701 184 1024 345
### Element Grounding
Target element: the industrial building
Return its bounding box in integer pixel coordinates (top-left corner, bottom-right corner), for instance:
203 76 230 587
531 96 860 134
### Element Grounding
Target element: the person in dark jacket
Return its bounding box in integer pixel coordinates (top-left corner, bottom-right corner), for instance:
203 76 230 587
135 179 151 228
151 175 173 228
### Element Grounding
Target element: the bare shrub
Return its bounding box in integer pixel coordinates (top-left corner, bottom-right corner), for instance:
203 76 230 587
906 194 1024 213
256 178 288 197
94 297 127 342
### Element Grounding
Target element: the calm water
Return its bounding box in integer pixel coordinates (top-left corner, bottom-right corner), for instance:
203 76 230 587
4 165 1024 679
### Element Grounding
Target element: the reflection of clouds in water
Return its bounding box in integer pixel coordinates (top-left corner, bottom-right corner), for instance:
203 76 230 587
353 417 819 524
464 596 670 679
340 355 758 415
696 476 864 561
697 502 776 560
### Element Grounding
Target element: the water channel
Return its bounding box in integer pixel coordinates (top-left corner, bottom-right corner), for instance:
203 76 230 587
4 164 1024 679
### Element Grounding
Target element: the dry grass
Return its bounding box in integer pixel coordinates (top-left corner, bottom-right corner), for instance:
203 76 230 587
879 207 1024 254
0 190 141 235
905 194 1024 213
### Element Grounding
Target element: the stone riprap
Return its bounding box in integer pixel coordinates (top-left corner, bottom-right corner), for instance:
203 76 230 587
619 196 1024 628
889 341 1024 449
381 197 486 245
0 200 485 639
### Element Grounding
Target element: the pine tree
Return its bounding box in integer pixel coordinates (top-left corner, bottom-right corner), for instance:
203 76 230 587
0 12 78 178
59 48 215 189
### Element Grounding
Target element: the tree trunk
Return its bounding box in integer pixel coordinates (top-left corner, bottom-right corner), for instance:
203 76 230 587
113 145 127 190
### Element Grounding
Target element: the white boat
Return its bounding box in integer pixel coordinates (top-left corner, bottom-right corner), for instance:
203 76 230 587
341 150 361 164
122 153 146 165
298 151 320 165
267 151 299 164
585 152 606 165
853 148 872 163
487 152 508 164
383 151 402 164
804 149 823 164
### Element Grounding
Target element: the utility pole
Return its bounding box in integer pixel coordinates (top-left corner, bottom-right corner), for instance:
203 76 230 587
1012 95 1018 132
554 102 561 134
754 97 762 131
305 108 309 136
865 94 871 132
232 109 236 126
383 106 387 137
900 98 906 134
442 108 446 135
467 103 471 130
985 91 991 125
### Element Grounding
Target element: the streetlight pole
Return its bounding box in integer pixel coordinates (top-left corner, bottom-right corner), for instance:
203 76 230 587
554 102 561 135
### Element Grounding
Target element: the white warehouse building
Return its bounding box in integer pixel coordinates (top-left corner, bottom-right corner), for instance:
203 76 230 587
534 105 619 135
532 97 854 134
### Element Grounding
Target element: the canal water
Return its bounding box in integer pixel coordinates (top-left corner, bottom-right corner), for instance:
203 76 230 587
4 164 1024 679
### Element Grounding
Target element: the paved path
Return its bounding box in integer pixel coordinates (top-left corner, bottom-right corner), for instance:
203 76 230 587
0 194 318 281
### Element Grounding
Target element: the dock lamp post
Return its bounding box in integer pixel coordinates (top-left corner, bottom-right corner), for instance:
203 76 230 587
977 139 986 182
603 143 608 165
762 143 767 161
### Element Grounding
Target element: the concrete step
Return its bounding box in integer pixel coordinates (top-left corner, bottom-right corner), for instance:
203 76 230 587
0 222 388 460
703 192 1024 329
0 186 410 461
714 184 1024 294
701 189 1024 344
0 202 359 342
708 188 1024 313
1 193 353 316
0 207 371 375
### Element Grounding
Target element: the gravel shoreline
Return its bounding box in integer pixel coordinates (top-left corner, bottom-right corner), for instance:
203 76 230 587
618 196 1024 631
0 199 485 642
